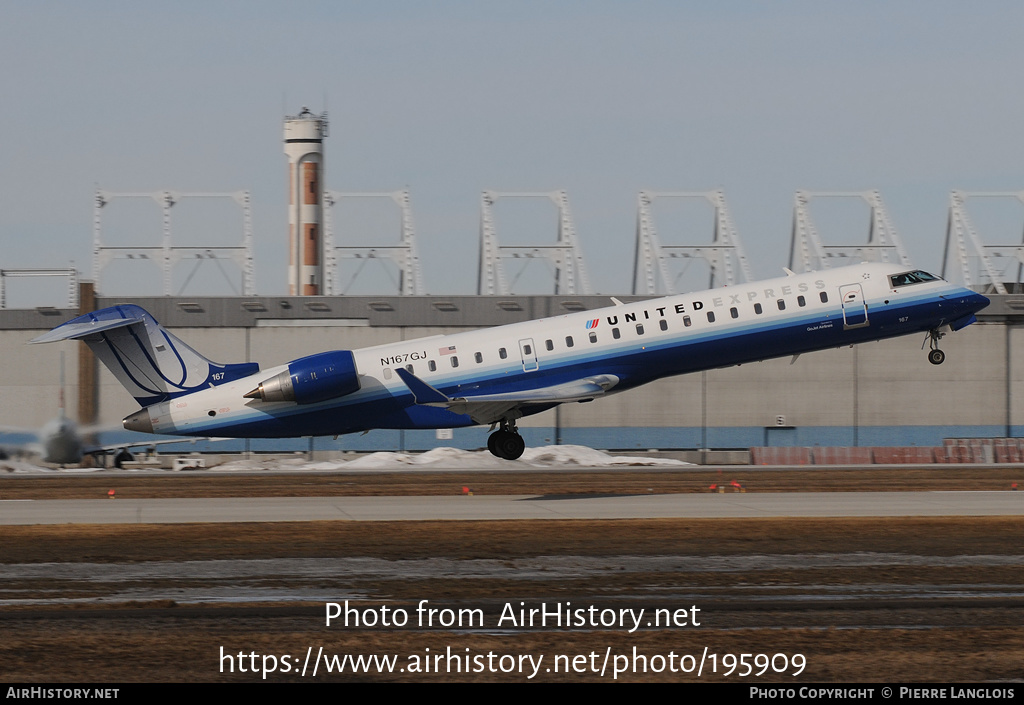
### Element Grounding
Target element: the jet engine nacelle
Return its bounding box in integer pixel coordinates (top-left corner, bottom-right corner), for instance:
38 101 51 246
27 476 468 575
245 350 360 405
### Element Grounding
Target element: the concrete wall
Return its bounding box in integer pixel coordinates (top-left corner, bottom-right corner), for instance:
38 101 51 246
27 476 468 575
0 330 78 430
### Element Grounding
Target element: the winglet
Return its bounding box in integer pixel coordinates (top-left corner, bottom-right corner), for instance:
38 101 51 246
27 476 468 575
394 368 450 405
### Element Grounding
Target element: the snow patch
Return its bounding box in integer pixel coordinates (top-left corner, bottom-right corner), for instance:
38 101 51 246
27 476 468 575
217 445 688 471
5 445 689 473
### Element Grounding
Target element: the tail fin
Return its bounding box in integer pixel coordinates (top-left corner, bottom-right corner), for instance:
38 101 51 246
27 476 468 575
31 305 259 407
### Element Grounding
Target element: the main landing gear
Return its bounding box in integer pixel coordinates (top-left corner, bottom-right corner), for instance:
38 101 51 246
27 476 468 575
487 419 526 460
925 329 946 365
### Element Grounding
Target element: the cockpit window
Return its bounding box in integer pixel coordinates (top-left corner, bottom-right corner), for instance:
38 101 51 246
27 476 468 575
890 270 941 288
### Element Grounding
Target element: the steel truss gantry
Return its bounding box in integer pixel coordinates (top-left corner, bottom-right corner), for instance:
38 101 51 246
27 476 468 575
477 190 591 295
942 191 1024 294
789 190 911 272
632 190 751 294
323 189 424 295
92 189 254 296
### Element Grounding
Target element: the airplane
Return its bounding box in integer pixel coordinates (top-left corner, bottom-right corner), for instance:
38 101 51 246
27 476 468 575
0 398 187 467
0 417 192 467
30 262 989 460
0 353 205 467
0 350 109 466
0 407 89 466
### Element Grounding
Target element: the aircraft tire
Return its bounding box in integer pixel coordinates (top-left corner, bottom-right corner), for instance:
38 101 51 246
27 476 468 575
487 430 525 460
487 430 509 458
928 349 945 365
113 449 133 469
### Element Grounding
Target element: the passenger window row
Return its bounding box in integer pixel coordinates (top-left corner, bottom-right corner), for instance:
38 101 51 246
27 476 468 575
706 291 829 324
385 290 833 376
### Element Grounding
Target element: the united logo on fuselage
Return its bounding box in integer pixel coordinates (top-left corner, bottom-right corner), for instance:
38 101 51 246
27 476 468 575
586 319 599 329
597 279 829 329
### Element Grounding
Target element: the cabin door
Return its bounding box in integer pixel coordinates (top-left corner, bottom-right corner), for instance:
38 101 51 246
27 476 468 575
839 284 869 329
518 338 539 372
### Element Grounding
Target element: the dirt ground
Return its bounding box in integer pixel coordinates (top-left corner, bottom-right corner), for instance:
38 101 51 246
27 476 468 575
0 469 1021 683
0 465 1020 499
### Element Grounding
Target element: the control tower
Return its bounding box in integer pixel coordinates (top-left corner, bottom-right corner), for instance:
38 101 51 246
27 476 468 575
283 107 329 295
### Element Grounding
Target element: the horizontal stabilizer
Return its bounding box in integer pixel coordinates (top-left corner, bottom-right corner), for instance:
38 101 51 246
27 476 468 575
30 316 142 344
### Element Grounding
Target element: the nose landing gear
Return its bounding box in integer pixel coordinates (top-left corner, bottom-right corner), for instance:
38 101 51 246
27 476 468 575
925 329 946 365
487 419 526 460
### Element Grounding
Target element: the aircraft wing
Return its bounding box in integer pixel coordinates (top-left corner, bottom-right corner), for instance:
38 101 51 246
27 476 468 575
394 368 619 425
0 426 40 460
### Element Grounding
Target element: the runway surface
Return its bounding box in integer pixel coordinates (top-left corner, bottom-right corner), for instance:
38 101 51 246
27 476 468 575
1 490 1021 524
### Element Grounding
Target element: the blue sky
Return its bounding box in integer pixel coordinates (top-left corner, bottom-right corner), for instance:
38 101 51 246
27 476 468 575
1 1 1023 303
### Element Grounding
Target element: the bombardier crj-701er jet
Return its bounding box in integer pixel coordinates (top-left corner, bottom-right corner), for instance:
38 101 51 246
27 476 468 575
32 263 989 460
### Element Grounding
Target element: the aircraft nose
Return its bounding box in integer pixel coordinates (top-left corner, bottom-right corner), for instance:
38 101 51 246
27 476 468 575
956 291 991 316
970 292 991 313
123 408 154 434
941 291 990 314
